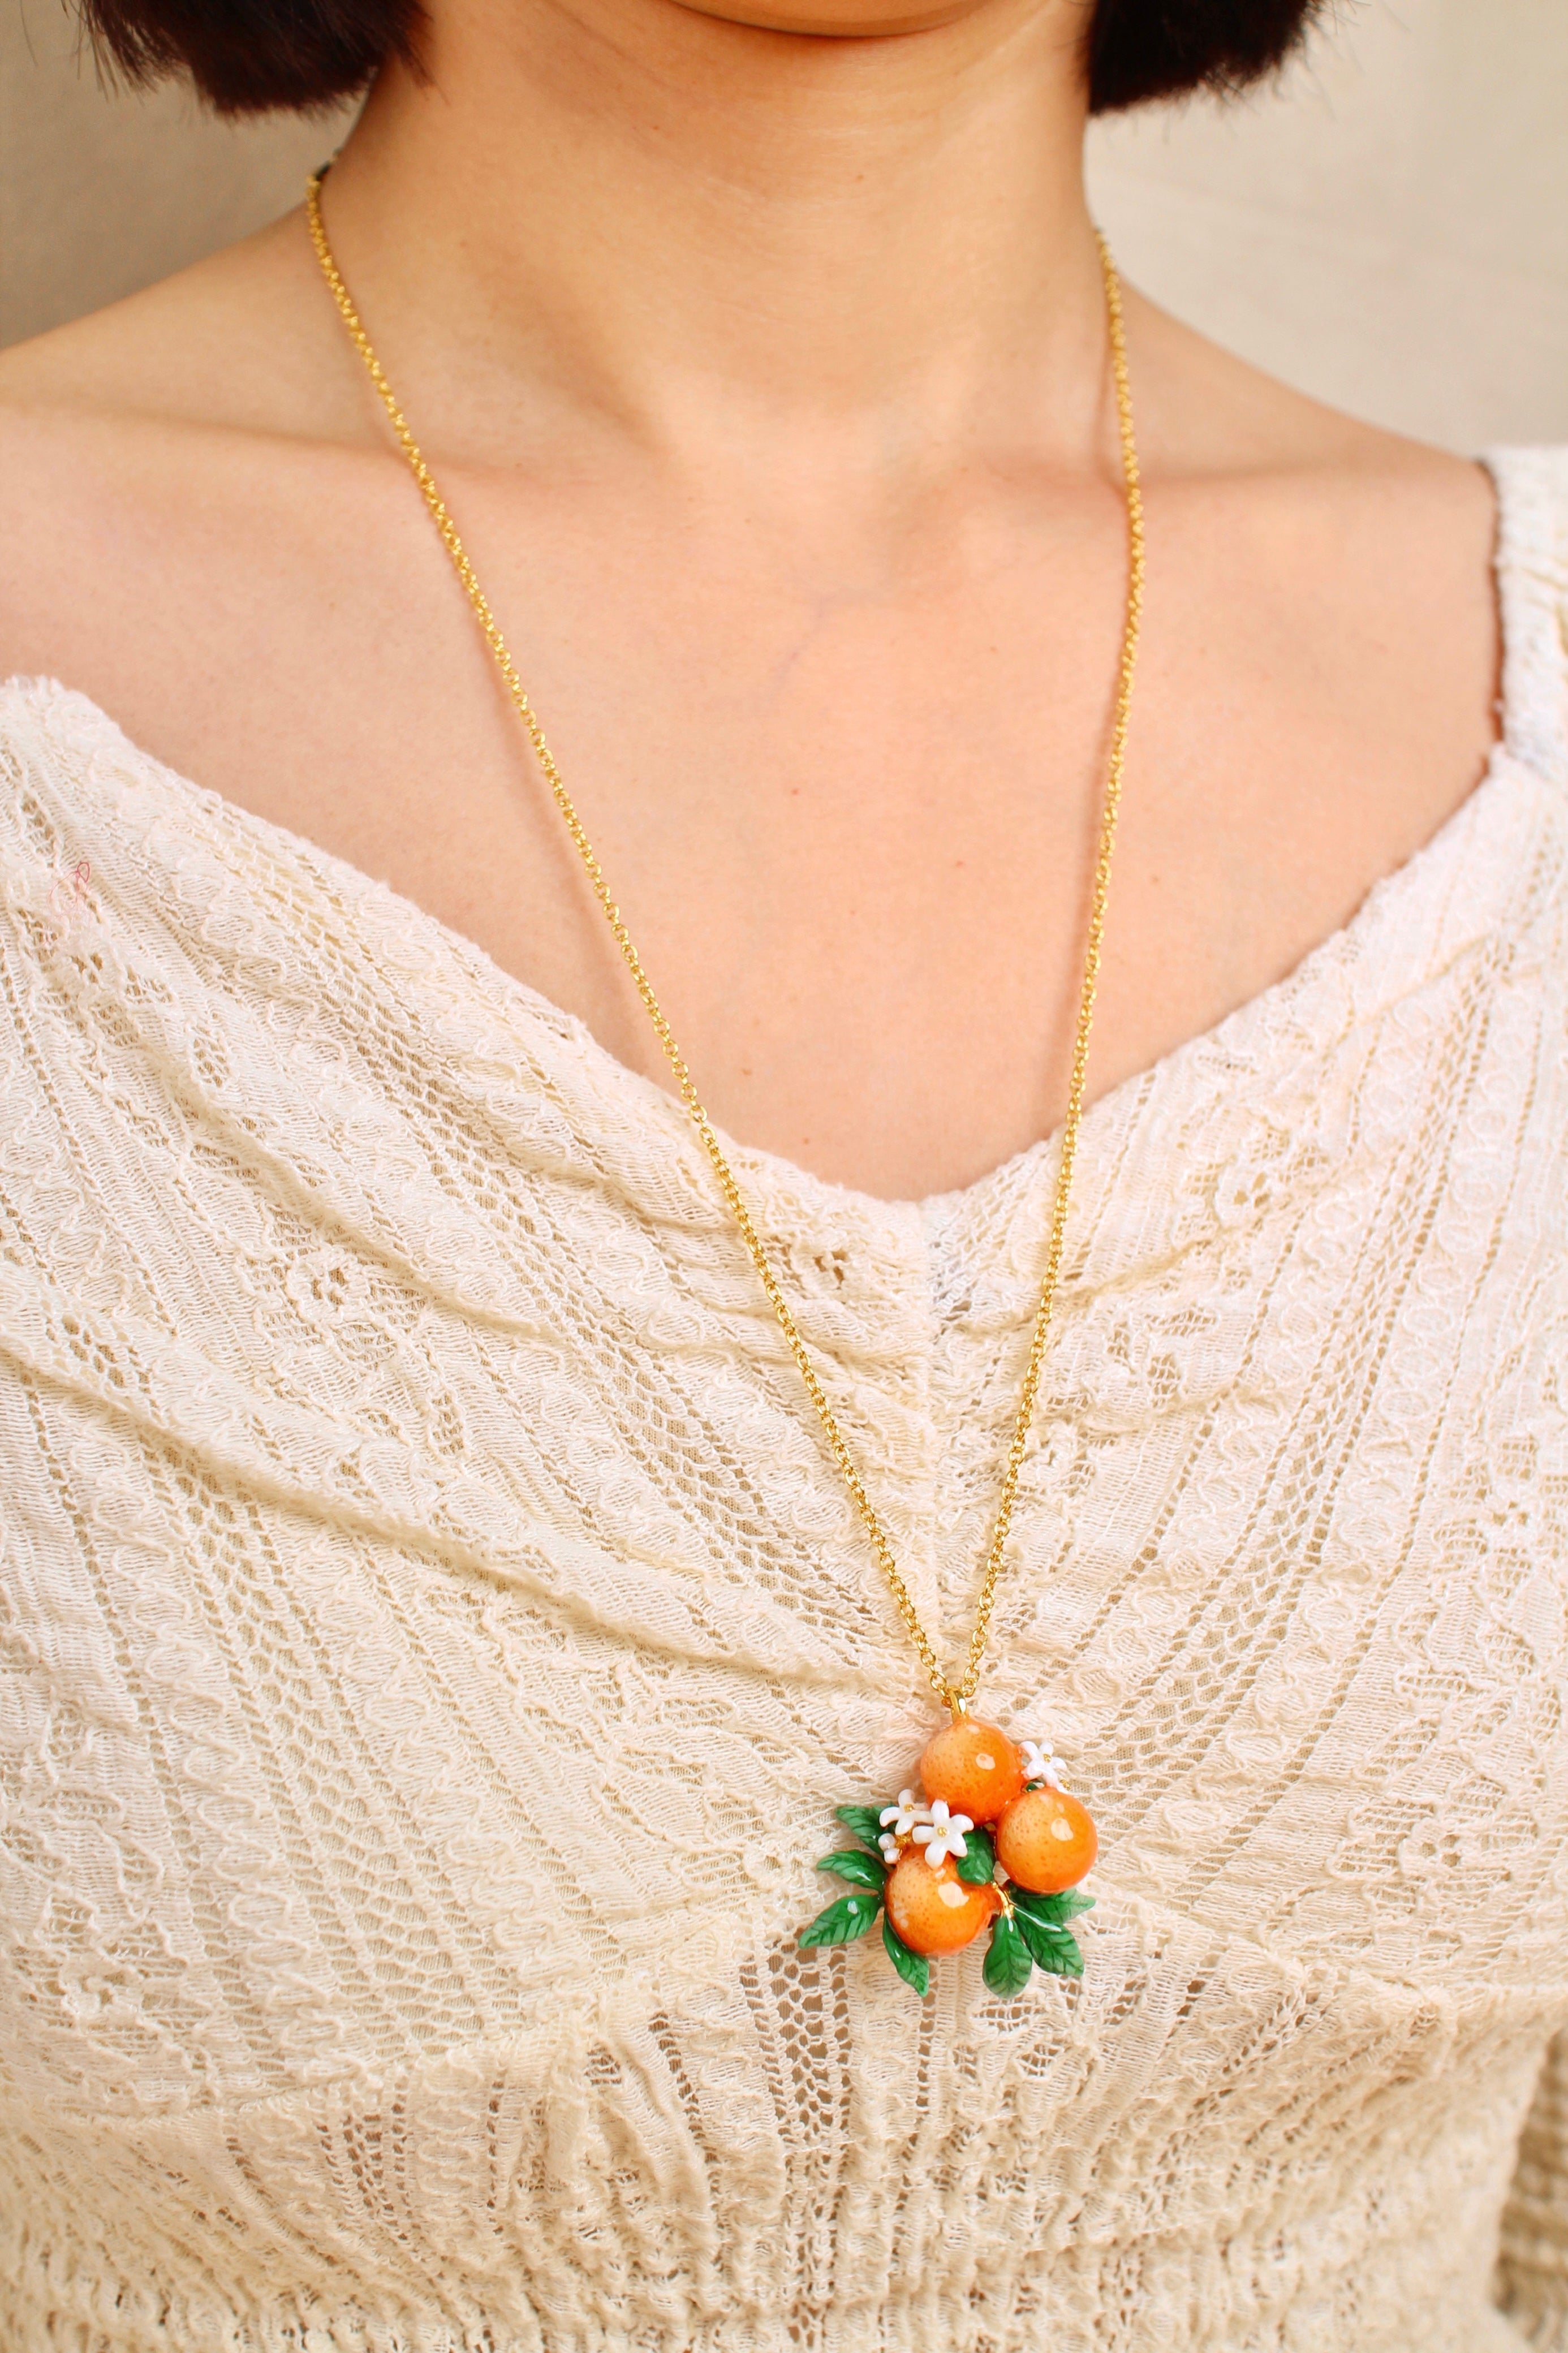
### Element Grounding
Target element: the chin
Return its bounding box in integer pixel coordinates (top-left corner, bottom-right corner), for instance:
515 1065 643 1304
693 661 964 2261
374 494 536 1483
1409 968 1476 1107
670 0 988 36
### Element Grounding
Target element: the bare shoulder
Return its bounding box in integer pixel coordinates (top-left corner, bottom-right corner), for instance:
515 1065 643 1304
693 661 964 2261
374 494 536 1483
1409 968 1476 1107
1125 285 1499 586
0 210 342 436
1117 289 1502 766
0 213 376 700
1125 277 1488 518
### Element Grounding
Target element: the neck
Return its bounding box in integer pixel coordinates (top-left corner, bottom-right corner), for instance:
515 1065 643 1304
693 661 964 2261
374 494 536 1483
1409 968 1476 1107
324 0 1106 476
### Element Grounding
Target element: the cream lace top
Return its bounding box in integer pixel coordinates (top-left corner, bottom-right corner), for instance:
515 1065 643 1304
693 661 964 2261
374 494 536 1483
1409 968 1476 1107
2 447 1566 2353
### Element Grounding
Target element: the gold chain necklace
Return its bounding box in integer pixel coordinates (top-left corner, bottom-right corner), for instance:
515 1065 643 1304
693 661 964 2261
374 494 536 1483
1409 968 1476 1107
307 171 1144 1998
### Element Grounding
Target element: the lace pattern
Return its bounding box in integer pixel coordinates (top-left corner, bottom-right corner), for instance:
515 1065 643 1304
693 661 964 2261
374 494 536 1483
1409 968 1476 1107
0 448 1565 2351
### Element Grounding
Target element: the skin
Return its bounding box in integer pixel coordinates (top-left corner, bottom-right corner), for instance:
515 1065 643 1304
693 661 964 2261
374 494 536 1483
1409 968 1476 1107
0 0 1498 1200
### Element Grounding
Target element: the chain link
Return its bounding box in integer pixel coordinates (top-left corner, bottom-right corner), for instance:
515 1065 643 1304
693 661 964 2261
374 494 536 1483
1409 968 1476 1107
305 171 1143 1717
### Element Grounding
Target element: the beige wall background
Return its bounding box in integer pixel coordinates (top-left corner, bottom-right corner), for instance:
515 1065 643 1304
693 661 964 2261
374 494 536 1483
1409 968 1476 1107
3 0 1566 450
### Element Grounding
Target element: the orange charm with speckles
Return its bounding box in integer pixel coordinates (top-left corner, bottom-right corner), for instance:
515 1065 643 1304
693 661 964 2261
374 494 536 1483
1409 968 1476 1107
995 1786 1099 1894
919 1718 1025 1825
884 1852 1000 1957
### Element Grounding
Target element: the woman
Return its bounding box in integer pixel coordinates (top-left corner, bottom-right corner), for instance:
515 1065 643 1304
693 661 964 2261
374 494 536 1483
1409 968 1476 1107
0 0 1563 2338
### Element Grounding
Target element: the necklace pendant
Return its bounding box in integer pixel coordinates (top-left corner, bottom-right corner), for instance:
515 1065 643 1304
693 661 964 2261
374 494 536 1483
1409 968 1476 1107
799 1716 1097 1997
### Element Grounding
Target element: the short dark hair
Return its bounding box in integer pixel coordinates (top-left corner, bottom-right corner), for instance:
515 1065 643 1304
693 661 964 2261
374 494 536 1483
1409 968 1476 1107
81 0 1324 120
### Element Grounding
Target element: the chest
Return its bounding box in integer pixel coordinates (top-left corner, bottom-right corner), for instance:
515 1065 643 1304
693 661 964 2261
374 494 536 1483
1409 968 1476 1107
4 835 1564 2091
8 434 1499 1196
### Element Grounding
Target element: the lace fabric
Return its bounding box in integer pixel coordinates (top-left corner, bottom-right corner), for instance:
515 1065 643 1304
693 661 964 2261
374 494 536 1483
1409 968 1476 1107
0 447 1565 2351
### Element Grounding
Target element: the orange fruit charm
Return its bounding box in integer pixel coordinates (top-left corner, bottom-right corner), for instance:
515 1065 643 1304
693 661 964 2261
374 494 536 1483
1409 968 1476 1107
884 1851 999 1956
995 1786 1097 1894
919 1717 1025 1826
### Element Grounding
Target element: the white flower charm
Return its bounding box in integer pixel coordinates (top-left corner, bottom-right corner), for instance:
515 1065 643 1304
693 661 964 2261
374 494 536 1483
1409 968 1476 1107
912 1799 972 1868
1021 1739 1067 1789
878 1832 902 1864
879 1788 930 1839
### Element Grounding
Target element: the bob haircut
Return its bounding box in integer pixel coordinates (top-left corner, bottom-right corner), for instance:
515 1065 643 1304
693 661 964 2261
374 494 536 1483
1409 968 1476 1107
81 0 1325 120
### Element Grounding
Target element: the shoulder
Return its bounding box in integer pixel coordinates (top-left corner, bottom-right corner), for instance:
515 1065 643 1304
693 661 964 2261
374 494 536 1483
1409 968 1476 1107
1123 285 1503 568
0 207 347 437
1121 290 1511 673
0 215 382 748
0 207 376 541
1115 291 1512 775
1125 294 1567 779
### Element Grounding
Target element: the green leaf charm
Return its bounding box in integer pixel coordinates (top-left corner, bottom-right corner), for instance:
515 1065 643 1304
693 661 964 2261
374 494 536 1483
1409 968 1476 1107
983 1912 1034 1999
1010 1886 1095 1928
954 1826 996 1886
800 1892 882 1948
834 1804 888 1855
1012 1908 1085 1977
882 1915 930 1997
817 1847 887 1892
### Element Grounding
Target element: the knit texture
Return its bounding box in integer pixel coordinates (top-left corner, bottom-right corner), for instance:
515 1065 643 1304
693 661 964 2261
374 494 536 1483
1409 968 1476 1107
1 449 1566 2352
